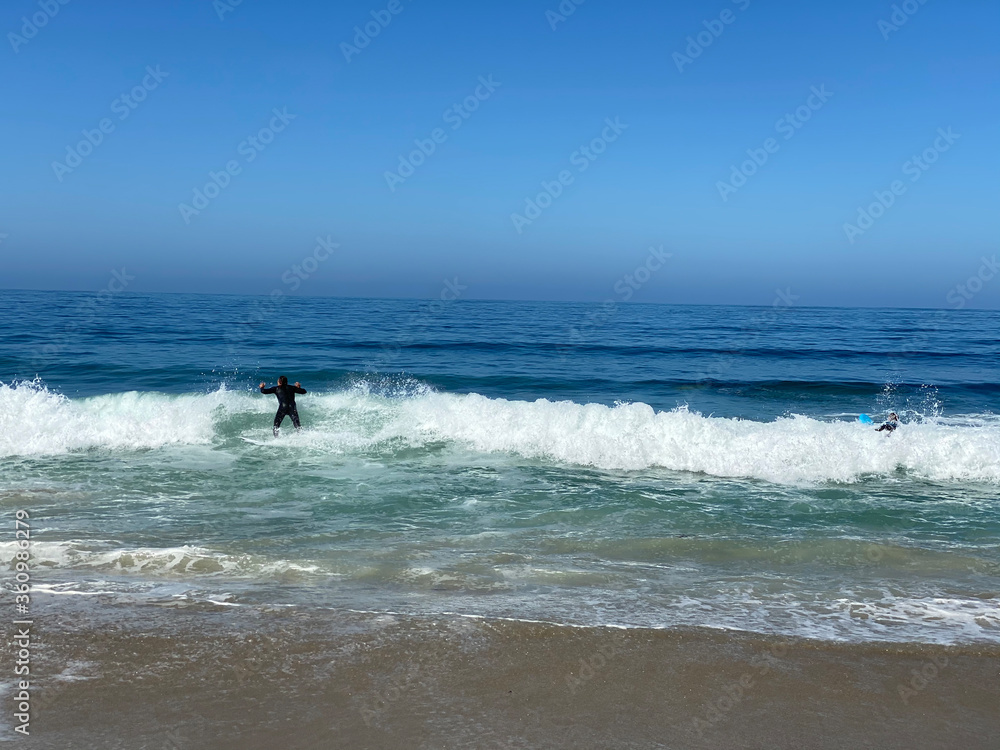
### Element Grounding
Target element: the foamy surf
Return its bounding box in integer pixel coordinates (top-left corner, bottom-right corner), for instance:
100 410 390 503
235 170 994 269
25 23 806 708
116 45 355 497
0 380 247 457
10 541 999 645
0 540 323 580
4 380 998 485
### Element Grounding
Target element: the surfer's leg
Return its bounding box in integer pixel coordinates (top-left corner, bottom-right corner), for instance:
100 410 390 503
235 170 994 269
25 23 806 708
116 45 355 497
273 408 286 437
290 407 301 430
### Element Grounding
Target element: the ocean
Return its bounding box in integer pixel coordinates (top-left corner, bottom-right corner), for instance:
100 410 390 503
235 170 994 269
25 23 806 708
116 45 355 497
3 290 1000 748
3 290 997 650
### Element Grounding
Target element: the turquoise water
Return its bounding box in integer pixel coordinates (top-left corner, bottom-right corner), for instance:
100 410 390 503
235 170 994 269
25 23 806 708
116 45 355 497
1 291 998 644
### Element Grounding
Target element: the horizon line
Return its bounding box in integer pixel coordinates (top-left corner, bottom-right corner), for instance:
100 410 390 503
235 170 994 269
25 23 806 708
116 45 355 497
1 287 993 314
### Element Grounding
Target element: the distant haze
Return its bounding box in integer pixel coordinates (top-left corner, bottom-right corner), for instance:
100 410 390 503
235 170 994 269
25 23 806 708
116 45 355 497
2 0 998 309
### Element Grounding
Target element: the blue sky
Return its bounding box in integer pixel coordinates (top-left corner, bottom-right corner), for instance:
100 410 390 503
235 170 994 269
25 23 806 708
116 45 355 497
2 0 998 308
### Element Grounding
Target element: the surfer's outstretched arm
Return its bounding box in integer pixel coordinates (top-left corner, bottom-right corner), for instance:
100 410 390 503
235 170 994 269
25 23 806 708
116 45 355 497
293 381 306 394
259 382 277 394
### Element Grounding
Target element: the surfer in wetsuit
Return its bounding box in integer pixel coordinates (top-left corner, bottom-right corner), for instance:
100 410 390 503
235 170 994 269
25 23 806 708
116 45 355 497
259 376 307 436
877 412 900 435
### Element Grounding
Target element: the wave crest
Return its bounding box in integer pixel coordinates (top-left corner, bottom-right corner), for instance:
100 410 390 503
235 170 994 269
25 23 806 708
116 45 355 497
3 380 998 484
0 380 237 456
396 394 1000 484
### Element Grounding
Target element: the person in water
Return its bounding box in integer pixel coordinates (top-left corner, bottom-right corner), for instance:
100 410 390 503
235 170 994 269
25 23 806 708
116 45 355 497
259 376 307 436
877 412 900 434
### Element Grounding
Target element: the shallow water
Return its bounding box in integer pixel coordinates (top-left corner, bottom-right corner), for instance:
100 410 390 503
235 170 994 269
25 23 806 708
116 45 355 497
2 291 998 645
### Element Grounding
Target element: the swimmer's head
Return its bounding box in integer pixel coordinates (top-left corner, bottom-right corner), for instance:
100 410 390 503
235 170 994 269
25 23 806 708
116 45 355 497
277 375 288 386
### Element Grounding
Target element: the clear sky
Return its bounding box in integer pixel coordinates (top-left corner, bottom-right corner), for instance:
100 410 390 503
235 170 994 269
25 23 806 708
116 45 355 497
2 0 998 308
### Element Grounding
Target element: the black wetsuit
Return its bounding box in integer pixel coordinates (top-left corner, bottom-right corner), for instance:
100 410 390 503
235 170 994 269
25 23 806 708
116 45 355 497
260 383 306 435
877 420 899 434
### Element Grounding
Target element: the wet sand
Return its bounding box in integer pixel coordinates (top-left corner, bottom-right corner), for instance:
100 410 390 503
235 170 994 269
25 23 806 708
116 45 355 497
18 603 1000 749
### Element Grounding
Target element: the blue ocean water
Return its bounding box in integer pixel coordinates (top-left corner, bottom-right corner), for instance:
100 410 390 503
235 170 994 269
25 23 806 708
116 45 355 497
1 290 998 644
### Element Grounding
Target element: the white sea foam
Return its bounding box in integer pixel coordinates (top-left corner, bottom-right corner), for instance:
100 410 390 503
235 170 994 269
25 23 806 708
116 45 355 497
391 393 1000 484
0 541 322 580
0 380 251 457
3 381 999 484
13 540 997 644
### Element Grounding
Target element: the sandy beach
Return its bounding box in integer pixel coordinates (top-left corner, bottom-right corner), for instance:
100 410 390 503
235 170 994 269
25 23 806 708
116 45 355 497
21 601 1000 750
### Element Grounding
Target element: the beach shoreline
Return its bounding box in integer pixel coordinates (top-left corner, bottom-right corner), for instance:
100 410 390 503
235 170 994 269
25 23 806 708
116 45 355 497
18 601 1000 749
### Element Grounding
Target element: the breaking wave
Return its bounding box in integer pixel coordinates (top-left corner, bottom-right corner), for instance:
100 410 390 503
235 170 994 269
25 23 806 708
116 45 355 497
3 380 998 485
